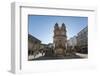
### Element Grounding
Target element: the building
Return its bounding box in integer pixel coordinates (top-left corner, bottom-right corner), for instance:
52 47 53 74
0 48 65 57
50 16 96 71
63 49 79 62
77 26 88 53
39 43 54 57
40 44 48 49
53 23 67 56
48 43 53 48
67 36 77 48
28 34 41 56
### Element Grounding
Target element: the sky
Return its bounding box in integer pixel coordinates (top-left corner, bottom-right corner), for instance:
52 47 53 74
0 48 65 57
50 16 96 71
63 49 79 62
28 15 88 44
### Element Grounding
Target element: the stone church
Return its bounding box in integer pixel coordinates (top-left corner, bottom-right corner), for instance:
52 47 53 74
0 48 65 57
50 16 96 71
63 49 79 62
53 23 67 56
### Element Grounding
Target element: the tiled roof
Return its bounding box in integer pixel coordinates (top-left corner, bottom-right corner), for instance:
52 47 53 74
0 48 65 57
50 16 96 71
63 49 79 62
28 34 41 42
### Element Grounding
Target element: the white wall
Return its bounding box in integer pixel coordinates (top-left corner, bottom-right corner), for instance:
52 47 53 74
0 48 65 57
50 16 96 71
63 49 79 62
0 0 100 76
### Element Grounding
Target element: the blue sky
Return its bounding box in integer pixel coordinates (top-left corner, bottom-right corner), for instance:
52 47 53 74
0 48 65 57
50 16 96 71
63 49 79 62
28 15 88 44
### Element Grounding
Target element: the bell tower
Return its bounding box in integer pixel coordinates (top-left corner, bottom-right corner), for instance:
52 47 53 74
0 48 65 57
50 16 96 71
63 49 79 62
53 23 67 56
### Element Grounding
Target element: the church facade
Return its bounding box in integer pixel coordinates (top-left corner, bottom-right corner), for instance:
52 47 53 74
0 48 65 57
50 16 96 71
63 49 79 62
53 23 67 56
